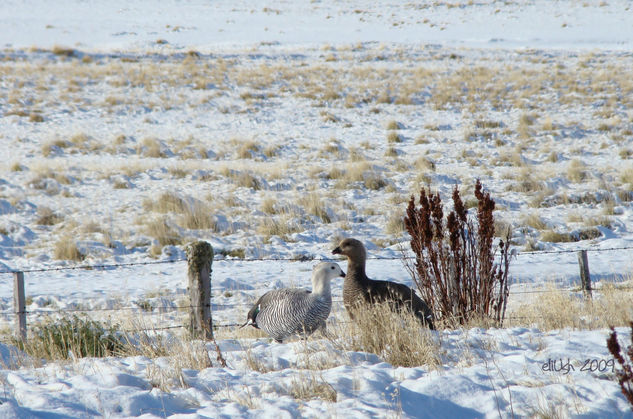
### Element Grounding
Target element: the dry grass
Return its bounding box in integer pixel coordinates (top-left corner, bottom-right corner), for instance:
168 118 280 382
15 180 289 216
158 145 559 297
521 212 548 231
509 283 633 330
330 302 441 368
287 373 337 402
257 216 302 240
567 159 587 183
298 192 332 223
53 235 85 261
36 206 64 225
387 131 402 143
144 217 182 247
180 201 217 231
144 191 188 214
3 45 633 267
540 230 574 243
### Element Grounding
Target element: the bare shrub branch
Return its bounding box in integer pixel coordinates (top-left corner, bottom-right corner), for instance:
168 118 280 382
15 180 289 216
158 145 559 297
404 180 511 326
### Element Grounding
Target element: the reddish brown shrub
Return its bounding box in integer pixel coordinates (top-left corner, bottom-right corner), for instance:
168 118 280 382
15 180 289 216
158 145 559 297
404 180 511 326
607 324 633 410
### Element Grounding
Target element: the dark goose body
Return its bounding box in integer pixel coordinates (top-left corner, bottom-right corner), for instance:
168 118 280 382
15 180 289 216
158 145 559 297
332 238 434 329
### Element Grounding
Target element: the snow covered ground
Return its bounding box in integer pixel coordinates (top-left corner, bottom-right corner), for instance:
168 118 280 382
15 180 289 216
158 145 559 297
1 0 633 417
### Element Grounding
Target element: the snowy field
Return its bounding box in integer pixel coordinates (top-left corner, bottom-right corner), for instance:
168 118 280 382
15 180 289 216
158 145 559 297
1 0 633 417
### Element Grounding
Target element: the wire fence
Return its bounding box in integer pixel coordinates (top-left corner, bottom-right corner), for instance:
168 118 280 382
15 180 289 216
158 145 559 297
0 244 631 334
1 244 632 275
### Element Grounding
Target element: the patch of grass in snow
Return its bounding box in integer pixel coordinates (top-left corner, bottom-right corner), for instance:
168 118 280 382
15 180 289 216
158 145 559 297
257 216 302 241
144 217 182 247
15 315 124 361
330 302 440 368
509 282 633 330
298 192 332 223
287 372 337 402
36 206 64 226
53 235 86 261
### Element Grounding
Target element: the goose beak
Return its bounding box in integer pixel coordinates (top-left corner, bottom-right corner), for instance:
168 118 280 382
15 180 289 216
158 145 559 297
332 246 342 255
340 270 346 277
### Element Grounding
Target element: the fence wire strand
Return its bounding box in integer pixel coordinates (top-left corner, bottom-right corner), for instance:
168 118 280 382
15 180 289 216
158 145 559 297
0 244 631 275
1 243 632 334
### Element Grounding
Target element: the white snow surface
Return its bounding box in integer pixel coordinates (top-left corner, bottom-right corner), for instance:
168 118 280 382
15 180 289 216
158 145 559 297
0 1 632 418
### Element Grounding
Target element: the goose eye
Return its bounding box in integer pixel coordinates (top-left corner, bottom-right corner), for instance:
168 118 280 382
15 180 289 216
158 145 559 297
331 266 335 269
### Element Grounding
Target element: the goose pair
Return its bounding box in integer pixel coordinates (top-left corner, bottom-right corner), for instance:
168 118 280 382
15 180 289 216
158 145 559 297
242 238 434 343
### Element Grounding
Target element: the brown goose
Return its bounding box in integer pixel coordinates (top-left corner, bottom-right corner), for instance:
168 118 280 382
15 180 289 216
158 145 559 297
332 238 434 329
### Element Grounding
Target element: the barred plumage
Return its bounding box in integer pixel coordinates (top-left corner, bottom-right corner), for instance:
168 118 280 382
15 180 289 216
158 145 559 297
241 262 345 342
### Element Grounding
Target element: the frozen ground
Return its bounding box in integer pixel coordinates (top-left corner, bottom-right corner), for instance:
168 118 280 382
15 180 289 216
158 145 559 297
0 0 633 418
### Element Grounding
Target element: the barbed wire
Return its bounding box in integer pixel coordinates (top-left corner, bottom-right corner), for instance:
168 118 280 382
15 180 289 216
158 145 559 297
0 244 631 275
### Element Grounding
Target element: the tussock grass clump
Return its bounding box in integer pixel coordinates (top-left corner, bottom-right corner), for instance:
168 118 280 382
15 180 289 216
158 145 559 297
287 373 337 402
257 216 301 240
620 167 633 185
384 146 398 157
144 192 188 214
220 169 263 190
180 201 217 231
36 206 64 225
10 162 25 172
237 140 260 159
387 131 402 143
521 212 548 231
137 137 169 158
145 217 182 246
511 284 633 330
567 159 587 183
42 139 70 156
385 120 401 130
385 213 405 235
540 230 574 243
413 156 436 171
298 192 332 223
16 315 124 361
53 236 85 261
260 197 278 214
332 302 440 368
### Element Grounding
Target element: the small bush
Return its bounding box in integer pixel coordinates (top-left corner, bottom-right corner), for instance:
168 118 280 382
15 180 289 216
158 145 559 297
404 180 511 325
18 315 124 360
607 323 633 410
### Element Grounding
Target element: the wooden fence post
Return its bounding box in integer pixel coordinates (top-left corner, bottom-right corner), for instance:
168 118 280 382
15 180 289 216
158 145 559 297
186 241 214 340
13 272 26 341
577 250 592 299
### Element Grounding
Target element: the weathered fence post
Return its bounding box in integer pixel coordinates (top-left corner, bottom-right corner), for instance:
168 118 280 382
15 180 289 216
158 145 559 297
186 241 214 340
577 250 592 299
13 272 26 341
